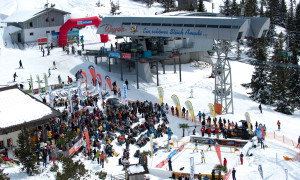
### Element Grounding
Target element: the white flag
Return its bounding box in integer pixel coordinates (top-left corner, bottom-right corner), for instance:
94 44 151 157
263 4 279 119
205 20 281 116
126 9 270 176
96 81 102 101
48 85 53 107
77 81 82 100
190 157 194 180
68 88 73 113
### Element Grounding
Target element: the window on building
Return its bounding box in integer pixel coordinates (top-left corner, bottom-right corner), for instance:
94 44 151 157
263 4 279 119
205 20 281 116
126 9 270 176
51 18 54 22
132 23 140 25
0 141 3 149
7 138 12 147
51 30 55 33
173 24 183 27
141 23 151 26
162 23 172 26
46 31 50 34
184 24 194 27
237 32 243 39
232 25 240 29
219 25 231 29
122 22 131 25
207 25 219 28
30 32 34 36
29 22 33 27
195 24 206 27
261 30 268 38
151 23 161 26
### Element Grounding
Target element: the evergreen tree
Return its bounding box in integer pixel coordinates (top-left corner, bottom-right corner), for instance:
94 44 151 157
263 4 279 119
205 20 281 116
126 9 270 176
231 0 240 16
245 0 258 17
188 2 195 11
279 0 288 27
289 44 300 109
145 0 154 8
15 123 38 176
248 38 272 104
56 156 88 180
295 3 300 53
161 0 176 12
197 0 205 12
0 169 10 180
269 36 294 114
222 0 232 16
259 1 264 17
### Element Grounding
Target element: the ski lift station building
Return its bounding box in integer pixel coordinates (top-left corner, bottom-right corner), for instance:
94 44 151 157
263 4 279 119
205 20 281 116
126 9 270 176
97 13 270 64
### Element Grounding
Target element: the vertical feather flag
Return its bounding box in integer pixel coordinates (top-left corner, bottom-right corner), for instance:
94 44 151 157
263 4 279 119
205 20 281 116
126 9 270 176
171 94 181 116
68 88 73 113
96 73 102 87
245 112 252 132
215 143 222 165
157 87 164 105
84 128 90 154
44 73 48 92
96 81 102 101
37 74 41 93
105 75 112 91
77 81 82 100
30 75 34 94
123 84 128 105
88 65 96 86
81 71 88 84
48 85 53 107
208 103 216 120
185 100 195 122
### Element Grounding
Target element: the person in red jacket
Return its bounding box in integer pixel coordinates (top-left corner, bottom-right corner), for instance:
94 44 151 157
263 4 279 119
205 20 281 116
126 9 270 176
175 107 179 117
215 128 220 139
223 158 227 168
201 126 205 137
171 106 174 116
240 152 244 165
207 127 211 137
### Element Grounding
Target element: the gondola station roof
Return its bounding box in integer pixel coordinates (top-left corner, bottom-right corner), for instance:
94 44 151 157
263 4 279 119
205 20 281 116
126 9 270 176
97 15 270 41
0 85 61 135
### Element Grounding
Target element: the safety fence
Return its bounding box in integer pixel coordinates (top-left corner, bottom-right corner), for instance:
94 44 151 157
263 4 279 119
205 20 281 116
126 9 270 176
265 132 297 148
172 141 237 153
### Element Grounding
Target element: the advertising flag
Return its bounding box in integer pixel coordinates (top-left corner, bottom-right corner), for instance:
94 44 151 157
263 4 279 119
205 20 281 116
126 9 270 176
258 165 263 179
81 71 88 84
96 81 102 101
123 84 128 105
157 87 164 105
96 73 102 87
37 74 41 93
190 157 195 180
215 143 222 165
84 128 90 154
30 75 34 94
208 103 216 120
77 81 82 100
88 65 96 86
150 134 153 158
105 75 112 91
48 86 53 107
245 112 252 132
171 94 181 116
260 126 265 140
185 100 195 122
68 88 73 113
44 73 48 91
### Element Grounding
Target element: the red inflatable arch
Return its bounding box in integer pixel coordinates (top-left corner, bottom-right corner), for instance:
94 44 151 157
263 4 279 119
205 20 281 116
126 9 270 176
58 16 109 47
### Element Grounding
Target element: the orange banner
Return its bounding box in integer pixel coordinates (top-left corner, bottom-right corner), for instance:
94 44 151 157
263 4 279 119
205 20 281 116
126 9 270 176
84 129 90 154
215 144 222 165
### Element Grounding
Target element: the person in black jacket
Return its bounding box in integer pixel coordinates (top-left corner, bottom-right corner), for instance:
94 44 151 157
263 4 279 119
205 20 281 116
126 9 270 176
168 158 172 171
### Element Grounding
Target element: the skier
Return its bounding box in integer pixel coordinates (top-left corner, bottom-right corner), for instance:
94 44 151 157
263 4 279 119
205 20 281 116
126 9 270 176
19 59 23 68
42 48 45 57
82 43 84 51
223 158 227 168
240 152 244 165
198 111 202 121
201 126 205 137
259 103 262 113
48 68 51 77
125 79 129 89
13 72 18 82
175 107 179 117
277 120 281 131
296 136 300 148
118 88 121 98
58 75 62 84
260 138 265 149
207 139 212 150
53 61 57 69
232 168 236 180
171 106 174 116
193 141 198 152
182 107 186 118
201 150 205 163
168 158 173 171
100 151 105 168
215 128 220 139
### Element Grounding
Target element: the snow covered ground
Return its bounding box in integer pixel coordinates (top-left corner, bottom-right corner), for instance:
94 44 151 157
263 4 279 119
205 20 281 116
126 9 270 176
0 0 300 179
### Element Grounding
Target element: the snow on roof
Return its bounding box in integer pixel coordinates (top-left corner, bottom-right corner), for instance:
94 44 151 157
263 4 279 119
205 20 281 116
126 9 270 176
0 86 53 128
127 164 146 175
5 25 22 34
3 9 42 23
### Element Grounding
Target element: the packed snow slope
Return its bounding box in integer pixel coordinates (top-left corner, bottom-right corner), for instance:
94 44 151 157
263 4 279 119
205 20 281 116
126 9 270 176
0 0 300 180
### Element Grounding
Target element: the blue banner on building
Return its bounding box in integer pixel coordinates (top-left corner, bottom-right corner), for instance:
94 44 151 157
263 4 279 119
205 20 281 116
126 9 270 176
77 20 93 25
108 52 121 58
